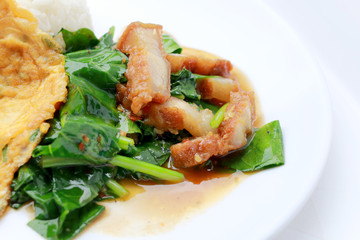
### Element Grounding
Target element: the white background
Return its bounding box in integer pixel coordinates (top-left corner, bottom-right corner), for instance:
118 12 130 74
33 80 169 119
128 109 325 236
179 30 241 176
265 0 360 239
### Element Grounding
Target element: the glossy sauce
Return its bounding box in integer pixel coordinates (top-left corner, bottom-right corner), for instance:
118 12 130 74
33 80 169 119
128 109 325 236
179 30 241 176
89 173 246 237
87 47 264 237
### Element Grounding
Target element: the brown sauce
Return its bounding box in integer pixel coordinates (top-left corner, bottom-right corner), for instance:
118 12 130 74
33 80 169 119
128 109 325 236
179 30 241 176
89 172 246 237
87 48 264 237
175 165 234 185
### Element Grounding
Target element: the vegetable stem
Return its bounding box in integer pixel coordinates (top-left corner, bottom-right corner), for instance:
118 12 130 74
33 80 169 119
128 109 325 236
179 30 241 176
110 156 184 183
210 103 229 128
105 179 128 198
41 156 89 168
118 136 135 150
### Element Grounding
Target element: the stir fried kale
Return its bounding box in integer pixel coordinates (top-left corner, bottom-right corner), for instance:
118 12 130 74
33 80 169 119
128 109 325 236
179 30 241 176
11 158 115 240
10 28 183 240
10 27 284 240
34 28 127 165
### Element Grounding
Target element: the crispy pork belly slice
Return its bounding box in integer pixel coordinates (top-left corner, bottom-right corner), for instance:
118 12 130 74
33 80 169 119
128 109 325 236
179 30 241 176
218 91 255 149
196 77 240 102
144 97 215 137
171 133 229 168
166 54 233 78
116 22 171 114
171 91 256 168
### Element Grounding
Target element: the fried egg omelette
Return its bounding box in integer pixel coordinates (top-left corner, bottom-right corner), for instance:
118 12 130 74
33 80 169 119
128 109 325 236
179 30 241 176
0 0 68 216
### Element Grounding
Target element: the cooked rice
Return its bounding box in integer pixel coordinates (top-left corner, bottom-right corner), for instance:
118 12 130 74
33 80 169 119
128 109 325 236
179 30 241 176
16 0 93 35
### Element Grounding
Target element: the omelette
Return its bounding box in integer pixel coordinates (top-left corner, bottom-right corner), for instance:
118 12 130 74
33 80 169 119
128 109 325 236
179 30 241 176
0 0 68 216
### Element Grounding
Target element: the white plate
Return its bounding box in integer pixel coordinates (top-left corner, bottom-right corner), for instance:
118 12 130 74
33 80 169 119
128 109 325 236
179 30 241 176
0 0 332 239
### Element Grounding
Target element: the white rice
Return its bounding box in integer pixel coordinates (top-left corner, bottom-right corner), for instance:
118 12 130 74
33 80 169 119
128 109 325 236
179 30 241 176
16 0 93 35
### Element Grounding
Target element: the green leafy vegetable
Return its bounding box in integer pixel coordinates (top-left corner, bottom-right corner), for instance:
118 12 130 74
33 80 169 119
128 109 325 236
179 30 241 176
127 140 172 166
135 121 156 141
118 112 141 134
97 26 115 49
28 201 104 240
170 69 200 100
221 120 285 171
34 116 122 165
60 28 100 53
60 81 119 124
51 167 111 211
65 48 128 89
170 69 221 114
34 27 130 168
61 47 128 124
13 161 115 240
14 165 34 191
26 189 58 220
162 33 182 54
52 202 104 240
10 158 51 209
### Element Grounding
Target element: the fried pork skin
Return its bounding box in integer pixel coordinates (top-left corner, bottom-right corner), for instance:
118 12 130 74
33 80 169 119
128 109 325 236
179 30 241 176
171 91 255 168
196 77 240 102
144 97 215 137
0 0 68 216
117 22 171 114
166 53 233 78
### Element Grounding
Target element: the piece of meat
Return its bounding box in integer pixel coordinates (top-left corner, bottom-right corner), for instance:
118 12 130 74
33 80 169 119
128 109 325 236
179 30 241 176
116 22 171 114
171 91 255 168
144 97 215 137
170 133 229 168
218 91 255 149
116 83 132 110
0 0 68 216
166 53 233 77
196 76 240 102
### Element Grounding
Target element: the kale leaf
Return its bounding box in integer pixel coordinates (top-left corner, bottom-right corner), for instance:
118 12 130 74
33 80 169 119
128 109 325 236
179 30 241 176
221 120 285 171
170 69 200 100
162 33 182 54
60 28 99 53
